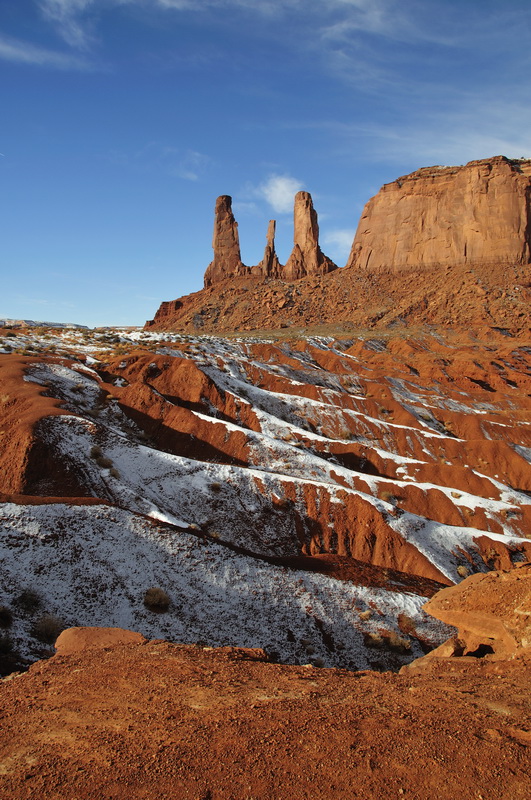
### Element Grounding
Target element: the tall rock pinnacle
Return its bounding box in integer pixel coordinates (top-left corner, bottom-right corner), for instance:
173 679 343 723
253 220 282 278
284 191 337 280
204 195 247 288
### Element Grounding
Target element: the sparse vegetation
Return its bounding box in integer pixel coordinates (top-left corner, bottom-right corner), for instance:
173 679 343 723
0 634 14 655
15 589 41 613
30 614 65 644
457 565 470 578
143 587 171 612
96 456 113 469
0 606 13 628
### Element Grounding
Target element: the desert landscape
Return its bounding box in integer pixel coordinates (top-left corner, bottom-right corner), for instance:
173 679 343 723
0 154 530 798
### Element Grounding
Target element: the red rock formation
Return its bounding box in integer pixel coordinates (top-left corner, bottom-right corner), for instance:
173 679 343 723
284 191 337 279
252 219 282 278
402 563 531 675
347 156 531 272
203 195 248 287
422 563 531 659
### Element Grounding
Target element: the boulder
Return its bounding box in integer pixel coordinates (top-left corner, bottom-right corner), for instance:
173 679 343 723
401 563 531 674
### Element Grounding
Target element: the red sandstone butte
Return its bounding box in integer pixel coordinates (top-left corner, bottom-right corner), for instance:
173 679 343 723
347 156 531 272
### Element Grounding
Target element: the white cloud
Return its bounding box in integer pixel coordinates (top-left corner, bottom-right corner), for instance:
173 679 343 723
172 149 210 181
257 174 304 213
323 229 356 258
109 142 211 180
38 0 97 49
0 33 88 68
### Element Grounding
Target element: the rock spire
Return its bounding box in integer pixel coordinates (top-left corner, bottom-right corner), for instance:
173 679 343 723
252 220 282 278
202 191 337 287
284 191 337 280
204 195 247 288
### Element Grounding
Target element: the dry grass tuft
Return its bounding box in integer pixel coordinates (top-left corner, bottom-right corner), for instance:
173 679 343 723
143 587 171 612
31 614 65 644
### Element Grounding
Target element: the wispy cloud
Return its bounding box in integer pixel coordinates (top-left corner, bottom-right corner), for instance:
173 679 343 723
323 228 356 258
173 149 210 181
0 33 88 68
38 0 97 50
109 142 211 180
256 174 304 213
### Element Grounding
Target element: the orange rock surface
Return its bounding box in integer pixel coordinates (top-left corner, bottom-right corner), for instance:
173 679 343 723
1 564 530 800
347 156 531 272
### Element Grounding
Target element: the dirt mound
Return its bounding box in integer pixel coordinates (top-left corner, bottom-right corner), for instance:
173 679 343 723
1 622 530 798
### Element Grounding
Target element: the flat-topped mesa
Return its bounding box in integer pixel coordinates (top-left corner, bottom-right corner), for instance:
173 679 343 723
204 195 248 288
284 191 337 280
252 219 283 278
347 155 531 272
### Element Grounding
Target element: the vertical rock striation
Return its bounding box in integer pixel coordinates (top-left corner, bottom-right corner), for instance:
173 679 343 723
284 191 337 279
204 195 248 288
347 156 531 272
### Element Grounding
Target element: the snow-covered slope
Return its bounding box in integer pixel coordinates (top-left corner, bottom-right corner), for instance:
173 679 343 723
0 325 530 671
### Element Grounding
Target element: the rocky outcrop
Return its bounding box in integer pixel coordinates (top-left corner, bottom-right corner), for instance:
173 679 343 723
284 191 337 279
347 156 531 272
422 564 531 660
201 192 336 288
252 220 282 278
401 563 531 675
203 195 247 288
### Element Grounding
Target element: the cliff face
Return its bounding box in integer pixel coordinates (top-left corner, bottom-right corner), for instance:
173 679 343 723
347 156 531 272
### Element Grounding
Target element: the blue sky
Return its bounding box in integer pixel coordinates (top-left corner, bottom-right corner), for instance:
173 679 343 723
2 0 531 326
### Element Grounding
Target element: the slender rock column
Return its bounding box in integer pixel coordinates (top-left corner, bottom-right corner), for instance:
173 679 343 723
284 191 337 279
204 195 247 287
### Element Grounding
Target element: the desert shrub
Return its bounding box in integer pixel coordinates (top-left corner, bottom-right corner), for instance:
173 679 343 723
15 589 41 613
30 614 65 644
363 631 383 648
109 467 120 479
210 482 222 492
457 565 469 578
0 634 14 654
358 609 372 621
397 612 417 637
143 587 170 612
90 445 102 459
378 489 396 504
384 630 411 653
95 456 113 469
0 606 13 628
